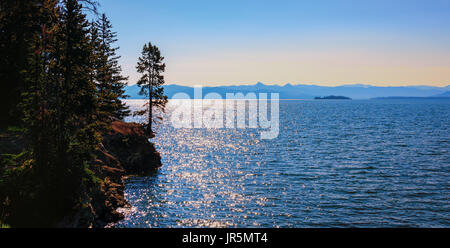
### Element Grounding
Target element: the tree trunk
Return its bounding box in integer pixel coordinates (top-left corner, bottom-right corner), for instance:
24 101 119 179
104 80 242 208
148 67 153 137
149 85 153 136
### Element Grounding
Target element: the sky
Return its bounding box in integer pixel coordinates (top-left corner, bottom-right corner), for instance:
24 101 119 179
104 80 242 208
94 0 450 87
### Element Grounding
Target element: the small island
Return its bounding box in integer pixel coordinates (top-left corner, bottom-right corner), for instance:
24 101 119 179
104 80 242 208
315 95 352 100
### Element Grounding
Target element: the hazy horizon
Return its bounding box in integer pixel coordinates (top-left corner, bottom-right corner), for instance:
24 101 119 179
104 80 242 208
126 82 450 88
96 0 450 87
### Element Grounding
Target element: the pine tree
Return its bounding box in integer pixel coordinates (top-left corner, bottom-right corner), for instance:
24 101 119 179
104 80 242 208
1 0 106 227
0 0 62 226
0 0 47 127
91 13 129 122
22 0 60 182
135 42 168 136
48 0 101 218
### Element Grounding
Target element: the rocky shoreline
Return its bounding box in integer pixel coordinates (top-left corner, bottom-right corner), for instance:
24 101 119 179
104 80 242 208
58 121 162 228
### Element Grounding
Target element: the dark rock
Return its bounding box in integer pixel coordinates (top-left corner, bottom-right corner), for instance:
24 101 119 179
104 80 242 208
102 121 162 175
61 121 162 227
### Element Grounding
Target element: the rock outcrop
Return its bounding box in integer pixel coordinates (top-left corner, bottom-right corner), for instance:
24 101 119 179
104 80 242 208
103 121 162 175
61 121 162 227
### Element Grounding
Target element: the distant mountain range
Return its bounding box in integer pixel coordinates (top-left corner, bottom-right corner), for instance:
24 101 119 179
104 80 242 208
125 83 450 100
432 91 450 98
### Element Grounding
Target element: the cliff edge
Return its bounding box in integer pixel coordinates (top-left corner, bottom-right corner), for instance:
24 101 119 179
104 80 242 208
59 121 162 227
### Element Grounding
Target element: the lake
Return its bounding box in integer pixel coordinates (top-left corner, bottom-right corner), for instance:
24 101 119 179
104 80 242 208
115 99 449 227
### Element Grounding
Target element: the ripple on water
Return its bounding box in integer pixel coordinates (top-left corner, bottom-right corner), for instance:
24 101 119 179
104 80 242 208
115 99 450 228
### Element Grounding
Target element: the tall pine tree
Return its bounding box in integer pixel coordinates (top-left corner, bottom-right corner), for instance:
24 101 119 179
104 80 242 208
1 0 135 227
0 0 48 127
1 0 62 226
21 0 60 189
91 13 129 122
135 42 167 136
47 0 101 221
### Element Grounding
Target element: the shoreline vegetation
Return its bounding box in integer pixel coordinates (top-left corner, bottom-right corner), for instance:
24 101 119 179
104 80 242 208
0 0 166 227
61 121 161 227
0 121 161 227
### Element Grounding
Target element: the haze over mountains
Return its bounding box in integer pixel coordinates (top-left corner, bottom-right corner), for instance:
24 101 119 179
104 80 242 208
125 83 450 100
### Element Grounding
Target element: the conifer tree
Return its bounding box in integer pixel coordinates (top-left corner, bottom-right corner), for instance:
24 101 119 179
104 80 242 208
0 0 48 127
92 13 129 122
135 42 168 136
22 0 60 183
49 0 101 217
0 0 62 226
1 0 106 226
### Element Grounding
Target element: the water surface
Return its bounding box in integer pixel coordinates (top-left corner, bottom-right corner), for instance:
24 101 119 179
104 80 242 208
116 99 450 227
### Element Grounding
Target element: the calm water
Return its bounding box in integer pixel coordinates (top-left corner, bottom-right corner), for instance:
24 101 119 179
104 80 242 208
116 99 450 227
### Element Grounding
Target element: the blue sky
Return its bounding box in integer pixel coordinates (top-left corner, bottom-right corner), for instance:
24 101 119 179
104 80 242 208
94 0 450 86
